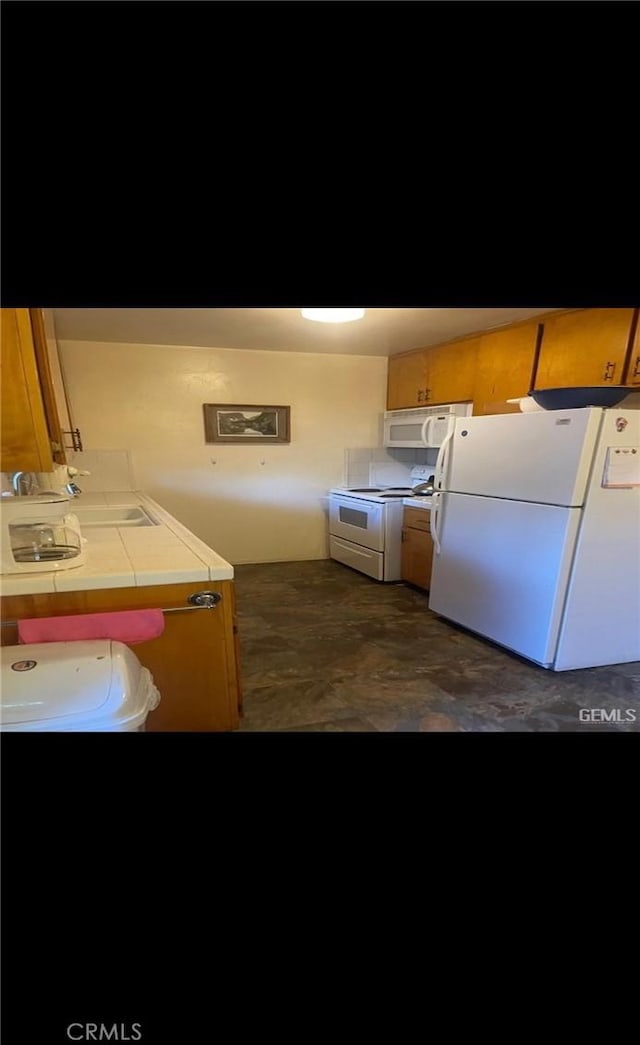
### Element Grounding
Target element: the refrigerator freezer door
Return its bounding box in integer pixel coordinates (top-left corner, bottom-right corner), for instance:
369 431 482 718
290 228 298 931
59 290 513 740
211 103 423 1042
444 408 603 506
428 492 581 666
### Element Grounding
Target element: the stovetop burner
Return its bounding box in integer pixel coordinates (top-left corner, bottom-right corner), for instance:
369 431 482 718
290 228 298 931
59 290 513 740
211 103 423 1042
347 486 414 497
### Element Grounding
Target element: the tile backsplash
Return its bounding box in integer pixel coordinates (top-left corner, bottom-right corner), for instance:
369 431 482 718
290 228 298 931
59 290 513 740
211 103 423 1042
66 449 136 491
344 446 436 487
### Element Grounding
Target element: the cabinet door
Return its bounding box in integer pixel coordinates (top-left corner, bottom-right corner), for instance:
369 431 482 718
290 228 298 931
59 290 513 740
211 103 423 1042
387 351 428 409
141 587 238 732
424 336 479 406
0 580 241 731
401 525 434 590
624 311 640 386
534 308 634 389
473 322 540 416
1 308 55 472
29 308 69 464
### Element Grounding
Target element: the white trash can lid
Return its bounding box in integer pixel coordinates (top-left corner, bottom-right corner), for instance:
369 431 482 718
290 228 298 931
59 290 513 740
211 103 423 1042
1 640 160 731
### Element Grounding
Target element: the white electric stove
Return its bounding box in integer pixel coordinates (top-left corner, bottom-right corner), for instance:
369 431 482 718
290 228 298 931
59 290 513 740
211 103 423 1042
329 466 433 581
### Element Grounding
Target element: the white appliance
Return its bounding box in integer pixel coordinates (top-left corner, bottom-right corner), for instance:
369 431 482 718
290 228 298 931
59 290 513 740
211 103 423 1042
0 494 86 574
383 403 472 449
329 466 433 581
428 406 640 670
1 640 161 731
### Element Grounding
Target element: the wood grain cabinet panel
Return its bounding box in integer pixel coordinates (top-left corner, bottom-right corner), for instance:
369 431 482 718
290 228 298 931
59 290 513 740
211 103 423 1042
0 580 241 731
403 506 431 532
623 313 640 386
387 350 429 409
473 322 540 416
29 308 68 464
1 308 56 472
424 336 479 406
387 337 478 410
401 509 433 591
534 308 634 389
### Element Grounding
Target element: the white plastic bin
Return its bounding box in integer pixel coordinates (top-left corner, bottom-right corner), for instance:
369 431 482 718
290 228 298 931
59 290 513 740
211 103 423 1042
1 640 161 731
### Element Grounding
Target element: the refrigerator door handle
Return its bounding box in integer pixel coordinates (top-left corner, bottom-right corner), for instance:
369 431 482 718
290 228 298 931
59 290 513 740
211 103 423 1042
434 419 455 489
431 490 442 555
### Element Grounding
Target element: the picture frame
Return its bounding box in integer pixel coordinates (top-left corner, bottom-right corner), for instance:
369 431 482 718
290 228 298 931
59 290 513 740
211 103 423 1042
203 404 291 444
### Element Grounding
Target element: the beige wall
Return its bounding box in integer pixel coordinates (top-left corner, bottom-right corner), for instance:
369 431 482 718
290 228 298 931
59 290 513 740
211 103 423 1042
58 341 388 564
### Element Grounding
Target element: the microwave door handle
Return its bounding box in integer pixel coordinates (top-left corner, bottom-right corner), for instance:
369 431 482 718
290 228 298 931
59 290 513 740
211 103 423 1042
431 491 442 555
434 419 454 489
420 417 433 447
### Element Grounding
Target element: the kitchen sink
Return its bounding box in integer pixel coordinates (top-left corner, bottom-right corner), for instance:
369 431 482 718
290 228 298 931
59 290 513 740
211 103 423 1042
73 506 159 527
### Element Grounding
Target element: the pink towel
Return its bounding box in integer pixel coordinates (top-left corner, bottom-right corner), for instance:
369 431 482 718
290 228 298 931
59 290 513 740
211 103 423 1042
17 609 165 646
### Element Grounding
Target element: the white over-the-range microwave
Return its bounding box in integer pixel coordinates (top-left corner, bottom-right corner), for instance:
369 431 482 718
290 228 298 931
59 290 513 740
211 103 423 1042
383 403 473 449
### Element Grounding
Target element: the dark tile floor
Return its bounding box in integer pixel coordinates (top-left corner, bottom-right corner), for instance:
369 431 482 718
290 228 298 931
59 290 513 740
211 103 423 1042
233 561 640 732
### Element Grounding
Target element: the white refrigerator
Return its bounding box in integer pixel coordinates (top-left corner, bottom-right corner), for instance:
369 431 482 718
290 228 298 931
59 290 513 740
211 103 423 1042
428 406 640 670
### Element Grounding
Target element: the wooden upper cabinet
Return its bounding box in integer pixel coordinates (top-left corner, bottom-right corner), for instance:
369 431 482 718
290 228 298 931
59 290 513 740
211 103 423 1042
623 312 640 387
473 321 540 416
387 337 478 410
424 336 479 406
387 350 428 409
29 308 68 464
1 308 60 473
534 308 634 389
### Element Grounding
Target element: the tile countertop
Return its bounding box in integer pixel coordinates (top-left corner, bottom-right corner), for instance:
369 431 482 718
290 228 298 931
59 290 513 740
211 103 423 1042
0 491 234 596
402 496 432 510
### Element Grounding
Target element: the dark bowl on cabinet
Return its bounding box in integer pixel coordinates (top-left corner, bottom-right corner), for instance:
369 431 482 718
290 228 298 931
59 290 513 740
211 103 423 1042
528 386 637 410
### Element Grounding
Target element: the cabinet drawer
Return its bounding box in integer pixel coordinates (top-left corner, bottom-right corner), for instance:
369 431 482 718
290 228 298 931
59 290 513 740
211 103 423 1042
329 535 385 581
403 507 431 531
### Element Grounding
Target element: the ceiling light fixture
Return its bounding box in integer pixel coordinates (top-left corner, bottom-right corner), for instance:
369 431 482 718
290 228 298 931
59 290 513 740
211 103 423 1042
301 308 365 324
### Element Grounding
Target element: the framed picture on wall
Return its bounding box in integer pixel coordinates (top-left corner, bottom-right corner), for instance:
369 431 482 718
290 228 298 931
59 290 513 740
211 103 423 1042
203 404 291 444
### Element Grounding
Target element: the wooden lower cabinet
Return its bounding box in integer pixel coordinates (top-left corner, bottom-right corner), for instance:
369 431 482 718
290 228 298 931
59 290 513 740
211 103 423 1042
401 507 433 591
0 580 242 731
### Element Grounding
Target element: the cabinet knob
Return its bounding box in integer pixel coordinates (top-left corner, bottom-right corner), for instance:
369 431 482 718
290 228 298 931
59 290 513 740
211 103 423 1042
187 591 222 608
632 355 640 379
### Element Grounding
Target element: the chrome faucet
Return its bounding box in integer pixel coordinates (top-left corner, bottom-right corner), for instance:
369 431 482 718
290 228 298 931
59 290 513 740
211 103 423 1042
10 472 36 495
